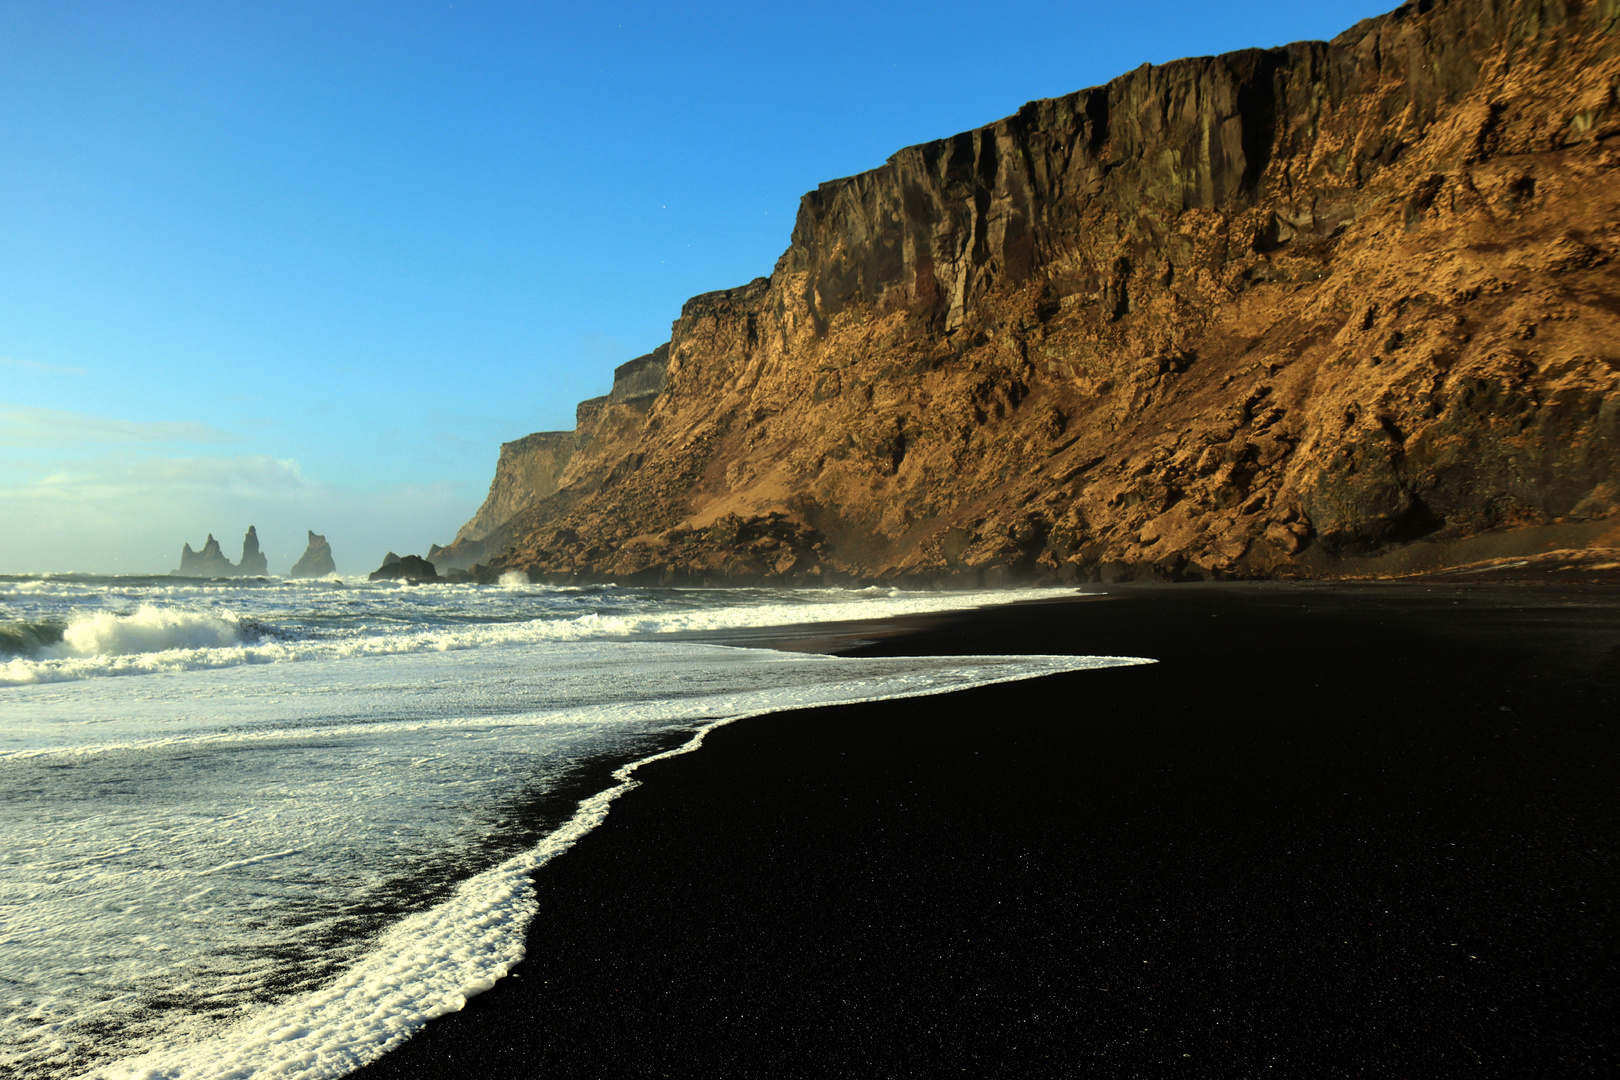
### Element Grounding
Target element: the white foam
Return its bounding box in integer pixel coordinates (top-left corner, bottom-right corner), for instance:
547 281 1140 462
0 586 1082 686
52 605 243 657
86 650 1148 1080
197 849 302 877
0 576 1130 1077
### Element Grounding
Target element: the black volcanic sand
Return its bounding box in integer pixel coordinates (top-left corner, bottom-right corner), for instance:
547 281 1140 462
351 583 1619 1078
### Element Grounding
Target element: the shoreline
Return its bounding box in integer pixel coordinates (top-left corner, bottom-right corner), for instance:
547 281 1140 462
349 582 1619 1077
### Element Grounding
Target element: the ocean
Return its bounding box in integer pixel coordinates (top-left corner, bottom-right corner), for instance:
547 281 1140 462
0 574 1147 1080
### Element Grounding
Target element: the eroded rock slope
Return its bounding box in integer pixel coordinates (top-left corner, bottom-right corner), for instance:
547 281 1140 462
442 0 1620 585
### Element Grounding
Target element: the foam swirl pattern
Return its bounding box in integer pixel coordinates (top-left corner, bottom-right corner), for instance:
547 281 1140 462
0 575 1149 1079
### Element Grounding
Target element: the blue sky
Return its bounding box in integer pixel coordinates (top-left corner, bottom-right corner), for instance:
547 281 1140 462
1 0 1390 574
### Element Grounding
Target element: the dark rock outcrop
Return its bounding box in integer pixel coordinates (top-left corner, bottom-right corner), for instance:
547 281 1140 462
446 0 1620 585
177 534 237 577
369 554 438 583
608 344 670 406
238 526 268 577
289 531 337 578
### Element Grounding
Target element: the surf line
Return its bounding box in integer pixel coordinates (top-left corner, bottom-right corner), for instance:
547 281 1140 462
97 653 1152 1080
94 711 740 1080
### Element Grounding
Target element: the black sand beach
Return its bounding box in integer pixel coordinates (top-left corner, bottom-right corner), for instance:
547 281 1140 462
352 583 1619 1078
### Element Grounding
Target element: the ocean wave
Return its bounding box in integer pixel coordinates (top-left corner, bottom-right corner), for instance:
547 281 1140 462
82 651 1147 1080
0 587 1083 686
53 605 247 657
0 605 284 682
0 619 66 657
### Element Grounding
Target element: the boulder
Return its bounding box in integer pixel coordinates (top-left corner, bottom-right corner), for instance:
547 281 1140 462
369 554 438 583
289 531 337 578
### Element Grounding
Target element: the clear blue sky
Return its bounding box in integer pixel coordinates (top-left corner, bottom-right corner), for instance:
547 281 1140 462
0 0 1390 574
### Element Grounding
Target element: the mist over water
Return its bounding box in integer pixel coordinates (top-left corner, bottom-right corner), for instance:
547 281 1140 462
0 575 1148 1080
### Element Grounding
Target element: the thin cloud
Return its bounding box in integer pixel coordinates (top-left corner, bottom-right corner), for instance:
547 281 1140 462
0 405 244 447
0 454 468 574
4 453 308 499
0 356 88 377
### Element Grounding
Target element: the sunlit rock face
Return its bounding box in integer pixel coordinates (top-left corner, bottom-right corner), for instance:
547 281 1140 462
449 0 1620 585
431 348 672 572
289 531 336 579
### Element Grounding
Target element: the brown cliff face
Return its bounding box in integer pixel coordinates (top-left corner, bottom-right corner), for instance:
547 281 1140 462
434 348 673 569
454 0 1620 585
449 432 578 549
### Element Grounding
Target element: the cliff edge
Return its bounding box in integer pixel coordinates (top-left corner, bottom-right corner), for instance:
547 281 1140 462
445 0 1620 585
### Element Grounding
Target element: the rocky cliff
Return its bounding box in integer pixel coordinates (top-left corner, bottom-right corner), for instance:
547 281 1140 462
445 0 1620 585
435 347 673 569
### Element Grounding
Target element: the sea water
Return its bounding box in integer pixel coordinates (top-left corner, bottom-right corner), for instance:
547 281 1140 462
0 574 1148 1079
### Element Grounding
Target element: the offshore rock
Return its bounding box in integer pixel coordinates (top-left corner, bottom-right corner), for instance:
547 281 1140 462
177 534 237 577
369 554 438 583
289 531 337 578
238 526 268 577
450 0 1620 584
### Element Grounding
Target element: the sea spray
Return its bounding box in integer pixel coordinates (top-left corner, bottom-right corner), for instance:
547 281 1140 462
0 580 1083 686
54 604 244 656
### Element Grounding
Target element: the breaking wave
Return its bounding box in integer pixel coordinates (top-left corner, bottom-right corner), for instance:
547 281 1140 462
0 619 65 657
52 605 247 656
0 585 1081 687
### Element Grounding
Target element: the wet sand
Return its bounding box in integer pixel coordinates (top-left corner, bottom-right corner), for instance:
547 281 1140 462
351 583 1619 1078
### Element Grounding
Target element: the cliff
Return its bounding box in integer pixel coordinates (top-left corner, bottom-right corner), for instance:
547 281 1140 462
433 347 672 569
448 0 1620 585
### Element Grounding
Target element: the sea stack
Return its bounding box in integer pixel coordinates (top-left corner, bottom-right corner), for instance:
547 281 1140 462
177 534 237 577
289 531 337 578
179 537 241 579
238 526 268 576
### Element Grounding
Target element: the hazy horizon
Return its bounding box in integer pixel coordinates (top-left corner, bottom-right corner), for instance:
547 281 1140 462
1 0 1388 574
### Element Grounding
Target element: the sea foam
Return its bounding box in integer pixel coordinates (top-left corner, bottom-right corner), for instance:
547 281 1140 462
74 649 1149 1080
1 576 1147 1079
0 585 1080 686
54 605 244 656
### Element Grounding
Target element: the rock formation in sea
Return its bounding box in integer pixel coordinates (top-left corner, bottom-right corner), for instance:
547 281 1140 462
177 534 239 577
369 554 438 583
437 0 1620 585
289 531 337 578
238 526 269 577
